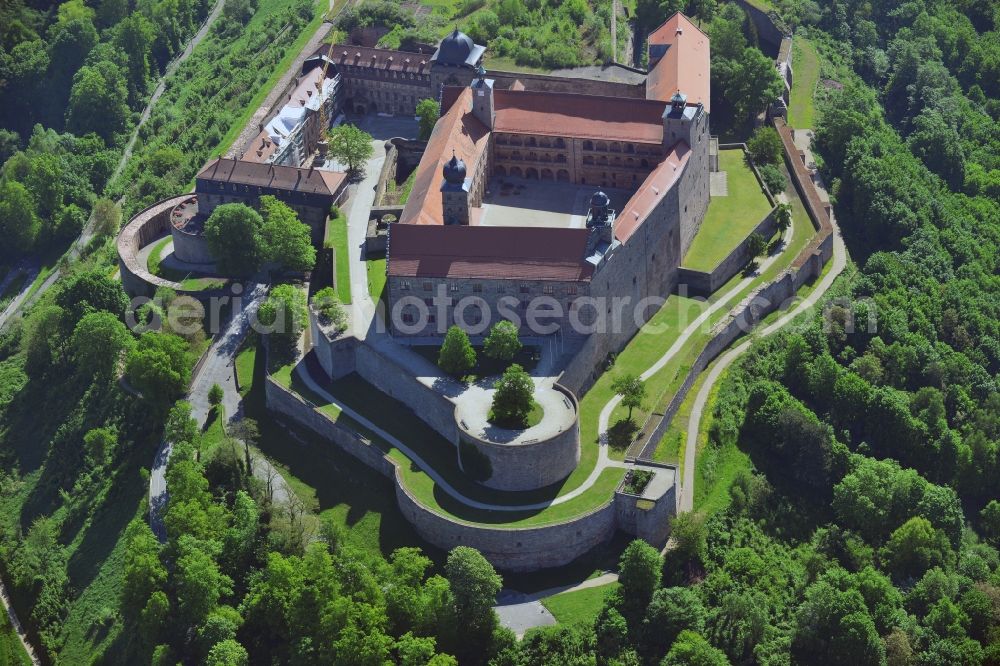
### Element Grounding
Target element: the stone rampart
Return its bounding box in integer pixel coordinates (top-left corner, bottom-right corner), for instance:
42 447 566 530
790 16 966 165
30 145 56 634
458 383 581 492
170 224 215 265
310 312 358 379
394 476 619 572
354 343 460 444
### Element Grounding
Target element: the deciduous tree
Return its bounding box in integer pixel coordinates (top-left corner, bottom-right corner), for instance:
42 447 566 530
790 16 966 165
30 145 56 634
438 325 476 377
483 320 521 362
328 123 374 173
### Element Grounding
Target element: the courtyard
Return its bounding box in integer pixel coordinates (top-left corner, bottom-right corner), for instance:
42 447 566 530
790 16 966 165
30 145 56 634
479 177 633 229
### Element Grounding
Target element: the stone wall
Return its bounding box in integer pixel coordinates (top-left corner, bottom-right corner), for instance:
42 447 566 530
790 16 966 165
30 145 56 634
354 343 460 444
265 372 396 476
394 476 619 572
266 365 622 572
458 383 581 492
677 206 778 296
170 224 215 264
310 312 358 379
733 0 785 57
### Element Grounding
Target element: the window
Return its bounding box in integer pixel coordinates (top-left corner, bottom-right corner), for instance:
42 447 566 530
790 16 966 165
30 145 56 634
543 284 554 294
473 284 483 293
519 284 530 294
400 280 411 290
566 285 577 295
402 313 414 324
423 282 432 291
450 283 460 292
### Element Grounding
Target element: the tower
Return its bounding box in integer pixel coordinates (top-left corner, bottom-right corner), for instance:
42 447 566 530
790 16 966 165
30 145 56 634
471 64 495 129
662 90 703 148
441 152 470 225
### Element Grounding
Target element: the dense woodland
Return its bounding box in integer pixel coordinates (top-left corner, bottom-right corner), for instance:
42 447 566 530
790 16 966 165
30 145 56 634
0 0 998 664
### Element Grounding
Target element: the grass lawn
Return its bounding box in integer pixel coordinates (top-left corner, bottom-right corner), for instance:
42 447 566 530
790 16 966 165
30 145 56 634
146 235 172 276
682 149 774 272
235 343 256 396
598 168 816 456
788 37 820 129
542 582 620 627
326 211 352 304
367 257 386 303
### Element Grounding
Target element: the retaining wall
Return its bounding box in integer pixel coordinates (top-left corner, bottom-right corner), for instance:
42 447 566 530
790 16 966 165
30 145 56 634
354 343 460 444
266 368 625 571
678 207 778 296
310 312 358 379
458 383 581 492
394 478 619 572
170 224 215 264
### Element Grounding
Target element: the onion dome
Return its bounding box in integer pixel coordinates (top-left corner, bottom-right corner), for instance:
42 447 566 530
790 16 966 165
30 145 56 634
437 29 475 65
443 152 466 184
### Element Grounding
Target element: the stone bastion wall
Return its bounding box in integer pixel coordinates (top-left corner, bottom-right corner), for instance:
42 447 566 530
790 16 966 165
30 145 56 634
265 368 620 571
118 194 232 301
171 220 214 265
457 383 581 492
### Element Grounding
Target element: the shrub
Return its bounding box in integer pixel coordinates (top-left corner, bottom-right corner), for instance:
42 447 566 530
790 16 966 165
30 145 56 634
311 287 347 332
758 163 787 196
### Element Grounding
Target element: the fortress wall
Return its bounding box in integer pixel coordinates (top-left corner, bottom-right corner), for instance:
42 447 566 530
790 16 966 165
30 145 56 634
677 112 713 258
459 383 580 492
265 372 396 477
733 0 785 57
118 195 191 298
170 225 215 264
354 343 460 444
394 474 619 572
490 70 645 99
678 206 778 296
310 313 358 379
267 363 621 572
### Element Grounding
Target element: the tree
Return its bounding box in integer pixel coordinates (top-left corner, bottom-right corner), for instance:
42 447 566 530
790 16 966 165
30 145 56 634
208 383 224 406
0 180 39 258
125 332 190 408
311 287 347 332
669 511 707 566
56 269 130 321
618 540 662 627
445 547 501 657
611 374 646 421
416 98 439 140
483 320 521 362
881 517 952 580
122 518 167 613
641 587 706 661
594 605 629 663
328 123 374 172
791 580 885 665
746 126 783 165
175 537 233 626
91 198 122 237
980 500 1000 544
204 203 265 275
773 202 792 233
258 284 306 364
259 195 316 272
83 427 117 467
745 232 768 261
165 401 199 446
438 325 476 376
70 310 133 379
66 58 129 142
662 631 729 666
205 639 248 666
490 363 534 427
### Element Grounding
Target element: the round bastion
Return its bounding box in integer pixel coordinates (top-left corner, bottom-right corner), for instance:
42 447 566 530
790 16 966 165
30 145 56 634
169 195 215 265
453 381 580 492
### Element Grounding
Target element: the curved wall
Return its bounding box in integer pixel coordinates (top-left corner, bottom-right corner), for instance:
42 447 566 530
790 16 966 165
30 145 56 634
118 195 190 298
458 384 581 492
171 225 215 264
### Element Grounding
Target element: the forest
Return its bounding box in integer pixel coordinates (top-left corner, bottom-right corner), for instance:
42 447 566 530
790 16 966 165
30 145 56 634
0 0 998 664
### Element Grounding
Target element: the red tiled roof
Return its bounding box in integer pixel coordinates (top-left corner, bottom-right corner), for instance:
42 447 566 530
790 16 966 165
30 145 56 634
387 224 594 281
494 89 667 143
646 13 710 111
400 88 490 226
615 142 691 243
318 44 431 73
196 158 347 197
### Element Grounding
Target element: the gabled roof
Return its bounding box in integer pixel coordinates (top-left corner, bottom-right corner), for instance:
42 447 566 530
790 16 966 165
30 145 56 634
399 88 490 226
493 89 667 143
196 158 346 197
646 12 710 111
317 44 432 73
615 141 691 243
387 224 594 281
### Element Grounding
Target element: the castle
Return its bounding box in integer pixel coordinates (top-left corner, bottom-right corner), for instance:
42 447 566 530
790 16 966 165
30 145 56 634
384 13 712 363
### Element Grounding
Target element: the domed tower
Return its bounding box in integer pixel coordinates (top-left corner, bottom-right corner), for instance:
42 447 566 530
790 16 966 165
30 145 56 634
430 28 486 93
441 151 471 225
586 190 615 250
